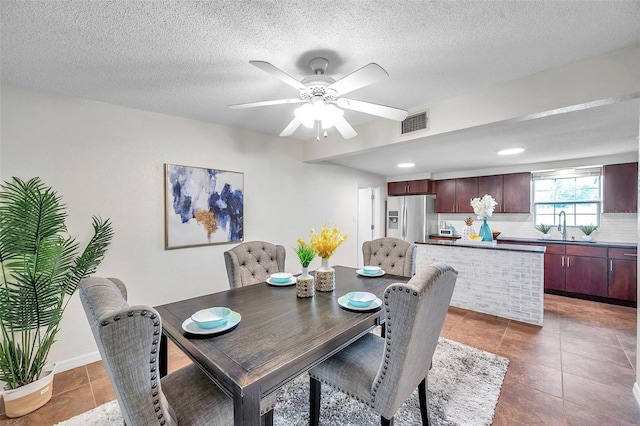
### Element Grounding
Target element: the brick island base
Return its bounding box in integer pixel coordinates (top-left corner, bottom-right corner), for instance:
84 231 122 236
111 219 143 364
416 242 545 325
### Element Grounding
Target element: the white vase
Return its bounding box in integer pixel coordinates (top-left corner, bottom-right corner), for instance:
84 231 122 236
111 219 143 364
315 258 335 292
1 366 56 418
582 235 593 242
542 233 551 240
296 266 315 298
461 225 477 240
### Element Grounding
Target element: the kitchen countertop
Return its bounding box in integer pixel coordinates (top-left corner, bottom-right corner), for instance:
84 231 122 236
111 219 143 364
496 236 637 249
416 239 545 253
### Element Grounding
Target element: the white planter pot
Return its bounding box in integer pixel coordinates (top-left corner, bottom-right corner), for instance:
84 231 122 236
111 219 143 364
461 225 477 240
542 234 551 240
582 235 593 242
1 366 56 418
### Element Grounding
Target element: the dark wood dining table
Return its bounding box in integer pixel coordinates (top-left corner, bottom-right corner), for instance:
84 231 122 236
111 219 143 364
154 265 410 426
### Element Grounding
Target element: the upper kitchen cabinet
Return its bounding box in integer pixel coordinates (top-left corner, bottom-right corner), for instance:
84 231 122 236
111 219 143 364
435 177 478 213
478 173 531 213
477 175 503 211
603 162 638 213
387 179 435 196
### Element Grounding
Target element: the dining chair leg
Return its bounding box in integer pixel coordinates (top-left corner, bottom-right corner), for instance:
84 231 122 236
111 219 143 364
310 376 321 426
380 322 386 338
381 416 394 426
261 409 274 426
418 378 431 426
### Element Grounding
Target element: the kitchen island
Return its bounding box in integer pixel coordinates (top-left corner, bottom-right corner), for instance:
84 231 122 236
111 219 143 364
416 240 545 325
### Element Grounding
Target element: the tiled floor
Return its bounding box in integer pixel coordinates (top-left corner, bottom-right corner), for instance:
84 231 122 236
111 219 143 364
1 293 638 425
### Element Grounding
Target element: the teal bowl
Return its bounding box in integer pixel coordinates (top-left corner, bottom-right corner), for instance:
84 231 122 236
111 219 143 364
346 292 376 308
191 307 232 329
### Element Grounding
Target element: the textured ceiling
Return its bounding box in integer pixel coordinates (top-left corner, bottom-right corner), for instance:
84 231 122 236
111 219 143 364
1 1 639 177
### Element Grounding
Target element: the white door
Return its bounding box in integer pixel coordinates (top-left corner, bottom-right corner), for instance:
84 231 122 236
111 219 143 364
357 186 380 268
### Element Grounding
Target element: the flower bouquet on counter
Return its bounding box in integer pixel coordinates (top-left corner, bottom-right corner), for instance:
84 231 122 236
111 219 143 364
470 194 497 241
470 194 498 219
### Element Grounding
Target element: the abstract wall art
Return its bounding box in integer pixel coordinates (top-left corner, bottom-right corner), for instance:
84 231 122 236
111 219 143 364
164 163 244 249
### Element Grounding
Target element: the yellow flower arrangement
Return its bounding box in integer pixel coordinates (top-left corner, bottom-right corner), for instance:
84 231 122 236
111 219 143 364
308 225 348 259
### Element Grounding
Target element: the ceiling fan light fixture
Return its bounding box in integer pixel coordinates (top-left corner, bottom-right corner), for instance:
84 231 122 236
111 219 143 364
294 104 315 128
295 100 344 130
321 104 344 129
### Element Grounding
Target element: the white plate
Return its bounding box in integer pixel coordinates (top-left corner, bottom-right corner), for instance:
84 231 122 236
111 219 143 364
266 276 296 286
356 269 386 277
338 295 382 311
182 310 241 335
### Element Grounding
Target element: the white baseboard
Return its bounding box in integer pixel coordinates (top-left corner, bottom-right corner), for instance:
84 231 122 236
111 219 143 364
53 351 102 373
634 382 640 409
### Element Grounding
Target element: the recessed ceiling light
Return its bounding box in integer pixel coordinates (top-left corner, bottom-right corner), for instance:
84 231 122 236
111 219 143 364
397 163 415 168
497 147 525 156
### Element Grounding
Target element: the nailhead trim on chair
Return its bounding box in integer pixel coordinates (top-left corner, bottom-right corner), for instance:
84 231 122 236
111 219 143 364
97 308 167 425
371 283 419 407
309 376 376 408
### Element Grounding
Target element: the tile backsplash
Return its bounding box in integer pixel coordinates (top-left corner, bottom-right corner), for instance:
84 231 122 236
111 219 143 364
437 213 638 244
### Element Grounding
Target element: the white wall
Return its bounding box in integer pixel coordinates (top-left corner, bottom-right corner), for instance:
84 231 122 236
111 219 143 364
0 85 386 369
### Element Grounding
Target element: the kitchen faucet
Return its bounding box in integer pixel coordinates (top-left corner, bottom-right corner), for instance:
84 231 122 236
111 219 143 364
558 211 567 240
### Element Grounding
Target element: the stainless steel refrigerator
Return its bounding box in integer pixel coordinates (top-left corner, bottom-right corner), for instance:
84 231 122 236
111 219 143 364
386 195 436 243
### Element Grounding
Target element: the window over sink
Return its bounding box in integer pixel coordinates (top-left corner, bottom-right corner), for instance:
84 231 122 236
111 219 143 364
533 167 601 227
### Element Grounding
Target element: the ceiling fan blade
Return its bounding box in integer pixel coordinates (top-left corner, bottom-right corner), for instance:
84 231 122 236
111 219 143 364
280 117 301 137
250 61 307 91
334 117 358 139
228 98 305 109
338 98 408 121
327 63 388 96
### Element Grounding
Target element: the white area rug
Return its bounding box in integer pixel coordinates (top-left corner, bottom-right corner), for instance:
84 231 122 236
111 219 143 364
56 338 508 426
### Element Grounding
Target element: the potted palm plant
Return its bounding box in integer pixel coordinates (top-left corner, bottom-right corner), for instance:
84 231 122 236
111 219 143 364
0 177 113 417
534 224 553 239
578 224 597 242
293 239 317 298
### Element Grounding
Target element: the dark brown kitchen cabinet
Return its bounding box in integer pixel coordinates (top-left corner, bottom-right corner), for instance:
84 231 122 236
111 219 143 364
608 248 637 302
477 172 531 213
478 175 503 211
435 179 456 212
564 245 608 297
435 178 478 212
499 240 566 291
502 173 531 213
603 162 638 213
455 178 478 213
387 179 434 196
500 239 636 305
542 244 566 292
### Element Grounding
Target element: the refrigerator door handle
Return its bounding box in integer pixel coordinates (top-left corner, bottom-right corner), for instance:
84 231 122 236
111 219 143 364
402 203 407 239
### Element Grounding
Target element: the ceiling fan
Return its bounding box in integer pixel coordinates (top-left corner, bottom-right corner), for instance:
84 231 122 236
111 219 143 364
229 57 409 139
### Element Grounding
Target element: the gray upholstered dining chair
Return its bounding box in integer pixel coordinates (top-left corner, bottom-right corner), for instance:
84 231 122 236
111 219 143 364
362 237 417 277
79 277 276 426
224 240 286 288
308 263 458 426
